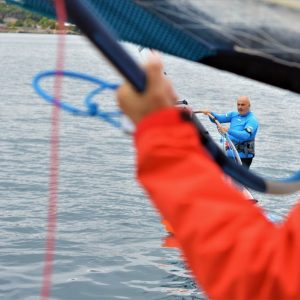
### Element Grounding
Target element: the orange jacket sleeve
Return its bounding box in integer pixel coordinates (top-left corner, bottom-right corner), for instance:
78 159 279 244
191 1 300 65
134 107 300 300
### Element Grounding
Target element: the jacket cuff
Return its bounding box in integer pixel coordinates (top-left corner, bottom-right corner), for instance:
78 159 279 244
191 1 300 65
134 107 191 140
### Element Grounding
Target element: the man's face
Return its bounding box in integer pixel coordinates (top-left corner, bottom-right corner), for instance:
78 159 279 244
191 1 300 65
237 97 250 115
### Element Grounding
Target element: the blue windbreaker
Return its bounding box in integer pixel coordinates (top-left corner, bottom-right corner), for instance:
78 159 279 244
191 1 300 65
210 111 259 158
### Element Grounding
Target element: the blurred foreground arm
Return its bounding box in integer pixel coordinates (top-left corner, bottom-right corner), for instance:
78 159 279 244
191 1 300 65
117 54 300 300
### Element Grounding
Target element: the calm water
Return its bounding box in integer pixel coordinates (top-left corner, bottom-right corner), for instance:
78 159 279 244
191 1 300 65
1 33 300 300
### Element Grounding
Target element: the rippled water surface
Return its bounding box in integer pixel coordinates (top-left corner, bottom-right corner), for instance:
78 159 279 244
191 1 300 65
1 33 300 299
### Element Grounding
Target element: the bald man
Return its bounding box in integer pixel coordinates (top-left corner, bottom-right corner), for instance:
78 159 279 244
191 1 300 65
202 96 259 168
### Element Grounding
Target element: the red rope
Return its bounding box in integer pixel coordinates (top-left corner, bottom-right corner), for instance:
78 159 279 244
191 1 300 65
40 1 66 299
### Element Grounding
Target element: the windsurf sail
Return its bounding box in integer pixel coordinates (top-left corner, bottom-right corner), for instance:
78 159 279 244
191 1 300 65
6 0 300 195
6 0 300 94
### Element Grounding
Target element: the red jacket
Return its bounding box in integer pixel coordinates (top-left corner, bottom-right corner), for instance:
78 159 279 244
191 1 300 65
134 107 300 300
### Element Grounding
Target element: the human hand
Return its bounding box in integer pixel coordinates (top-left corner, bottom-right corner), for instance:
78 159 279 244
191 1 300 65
117 53 178 125
218 125 228 134
200 109 211 115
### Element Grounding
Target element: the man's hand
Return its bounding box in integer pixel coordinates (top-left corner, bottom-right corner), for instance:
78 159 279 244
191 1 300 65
117 53 178 125
200 108 211 115
217 125 229 134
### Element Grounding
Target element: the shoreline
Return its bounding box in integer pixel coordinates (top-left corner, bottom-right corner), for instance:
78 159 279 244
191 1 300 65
0 28 79 35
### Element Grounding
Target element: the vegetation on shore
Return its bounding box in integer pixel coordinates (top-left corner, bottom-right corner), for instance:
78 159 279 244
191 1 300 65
0 2 78 34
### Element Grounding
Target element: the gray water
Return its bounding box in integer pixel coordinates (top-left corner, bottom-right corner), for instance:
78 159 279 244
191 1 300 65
1 33 300 300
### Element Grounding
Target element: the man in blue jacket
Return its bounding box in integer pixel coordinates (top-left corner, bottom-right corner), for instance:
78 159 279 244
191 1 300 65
202 96 258 168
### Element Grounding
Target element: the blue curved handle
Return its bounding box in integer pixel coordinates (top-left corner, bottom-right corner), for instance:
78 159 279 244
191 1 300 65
33 70 122 127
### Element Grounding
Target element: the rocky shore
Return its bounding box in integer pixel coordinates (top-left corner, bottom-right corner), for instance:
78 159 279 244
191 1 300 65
0 26 79 35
